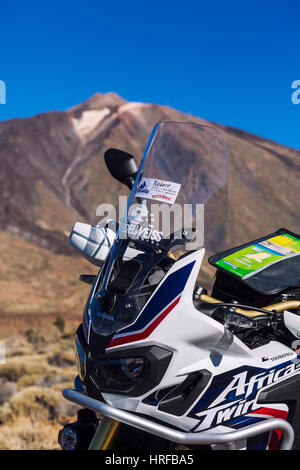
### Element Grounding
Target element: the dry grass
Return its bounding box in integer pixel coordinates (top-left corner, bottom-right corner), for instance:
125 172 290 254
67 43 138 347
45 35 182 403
0 326 80 449
0 417 63 450
0 356 49 383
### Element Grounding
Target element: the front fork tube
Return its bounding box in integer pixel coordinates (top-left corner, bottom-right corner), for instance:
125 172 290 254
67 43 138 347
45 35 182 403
88 416 120 450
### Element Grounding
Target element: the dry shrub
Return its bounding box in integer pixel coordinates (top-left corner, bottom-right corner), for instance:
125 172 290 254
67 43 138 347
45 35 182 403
5 335 32 358
54 316 65 333
17 374 45 388
9 347 32 357
47 350 75 368
0 417 61 450
24 328 47 345
37 371 73 387
0 378 18 405
0 330 79 449
0 386 62 424
0 356 49 382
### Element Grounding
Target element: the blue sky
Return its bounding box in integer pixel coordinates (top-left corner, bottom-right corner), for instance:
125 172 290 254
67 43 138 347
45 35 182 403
0 0 300 149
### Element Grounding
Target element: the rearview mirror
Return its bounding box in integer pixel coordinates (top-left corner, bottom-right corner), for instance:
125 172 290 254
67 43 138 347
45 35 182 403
104 148 138 190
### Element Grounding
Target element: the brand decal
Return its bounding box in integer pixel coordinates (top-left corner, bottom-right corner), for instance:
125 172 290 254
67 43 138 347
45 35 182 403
152 194 172 202
189 360 300 431
135 177 181 205
96 312 114 321
261 352 294 362
136 180 149 194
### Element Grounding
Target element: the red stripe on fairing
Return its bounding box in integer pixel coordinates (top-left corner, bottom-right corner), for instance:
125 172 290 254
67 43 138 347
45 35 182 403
251 407 288 450
106 295 181 349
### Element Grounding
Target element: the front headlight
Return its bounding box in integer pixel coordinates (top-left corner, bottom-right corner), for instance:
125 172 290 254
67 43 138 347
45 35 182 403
58 426 78 450
121 358 145 379
58 409 99 450
92 357 149 393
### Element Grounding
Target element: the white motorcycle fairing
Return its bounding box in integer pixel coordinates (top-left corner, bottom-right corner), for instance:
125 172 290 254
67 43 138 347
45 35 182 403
100 247 299 450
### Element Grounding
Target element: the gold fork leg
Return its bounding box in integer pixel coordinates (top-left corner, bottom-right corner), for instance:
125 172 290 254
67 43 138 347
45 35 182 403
88 416 120 450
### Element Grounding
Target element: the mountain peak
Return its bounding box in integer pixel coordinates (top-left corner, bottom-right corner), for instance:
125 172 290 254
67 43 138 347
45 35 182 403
68 92 126 116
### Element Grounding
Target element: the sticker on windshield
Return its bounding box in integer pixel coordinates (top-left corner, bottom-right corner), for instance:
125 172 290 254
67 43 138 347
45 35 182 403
135 177 181 205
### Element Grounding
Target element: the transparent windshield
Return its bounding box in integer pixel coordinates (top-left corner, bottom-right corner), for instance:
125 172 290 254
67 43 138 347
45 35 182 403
90 122 228 335
120 122 228 253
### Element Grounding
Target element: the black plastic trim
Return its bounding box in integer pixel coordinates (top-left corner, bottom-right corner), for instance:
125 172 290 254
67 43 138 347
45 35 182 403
158 369 211 416
257 373 300 450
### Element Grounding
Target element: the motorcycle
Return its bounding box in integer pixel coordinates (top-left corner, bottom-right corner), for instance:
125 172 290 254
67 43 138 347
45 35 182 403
58 122 300 451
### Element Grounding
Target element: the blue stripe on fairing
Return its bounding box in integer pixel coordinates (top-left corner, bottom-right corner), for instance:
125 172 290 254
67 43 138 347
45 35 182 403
229 414 266 429
115 260 196 335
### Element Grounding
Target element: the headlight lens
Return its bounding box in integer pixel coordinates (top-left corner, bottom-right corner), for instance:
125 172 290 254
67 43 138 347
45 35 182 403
121 358 145 379
58 426 78 450
92 357 148 393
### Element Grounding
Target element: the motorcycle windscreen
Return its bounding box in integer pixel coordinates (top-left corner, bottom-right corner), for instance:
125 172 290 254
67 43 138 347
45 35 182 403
121 122 228 252
90 122 228 336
